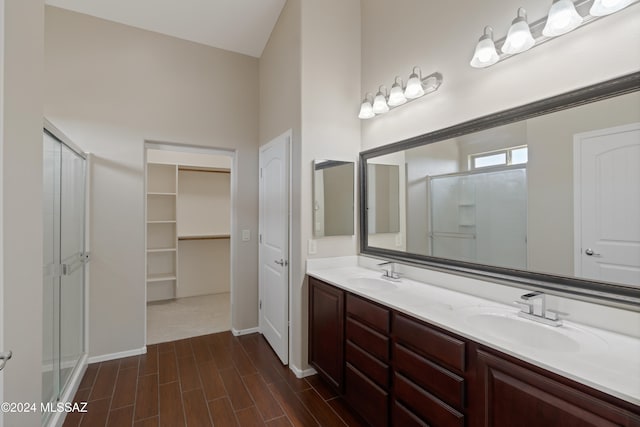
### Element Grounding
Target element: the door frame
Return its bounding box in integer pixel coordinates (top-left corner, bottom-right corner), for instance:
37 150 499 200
258 130 292 364
142 141 236 344
572 122 640 277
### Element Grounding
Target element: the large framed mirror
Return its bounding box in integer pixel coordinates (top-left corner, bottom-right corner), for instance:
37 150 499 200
360 72 640 309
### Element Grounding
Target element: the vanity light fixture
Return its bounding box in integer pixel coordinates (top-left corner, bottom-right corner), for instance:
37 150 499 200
372 86 390 114
358 93 375 119
470 27 499 68
590 0 634 15
358 68 443 119
543 0 583 36
470 0 639 69
502 8 535 54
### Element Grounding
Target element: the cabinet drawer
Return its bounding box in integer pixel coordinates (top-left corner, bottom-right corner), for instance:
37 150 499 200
346 293 390 333
345 364 389 427
395 373 464 427
392 401 429 427
395 343 465 410
394 313 466 372
346 340 390 389
346 317 389 362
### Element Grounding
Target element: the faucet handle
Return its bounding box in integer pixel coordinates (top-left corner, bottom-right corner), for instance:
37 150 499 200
513 300 533 314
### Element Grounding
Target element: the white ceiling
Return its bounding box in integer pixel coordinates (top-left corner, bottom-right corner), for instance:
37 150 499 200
45 0 286 57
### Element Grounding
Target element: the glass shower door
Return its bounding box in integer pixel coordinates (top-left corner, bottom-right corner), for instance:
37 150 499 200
59 143 86 392
42 130 86 412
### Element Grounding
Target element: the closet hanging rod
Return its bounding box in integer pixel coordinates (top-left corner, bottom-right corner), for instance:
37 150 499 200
178 234 230 241
178 166 230 174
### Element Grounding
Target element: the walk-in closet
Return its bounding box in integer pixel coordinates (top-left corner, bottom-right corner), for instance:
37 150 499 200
145 148 232 344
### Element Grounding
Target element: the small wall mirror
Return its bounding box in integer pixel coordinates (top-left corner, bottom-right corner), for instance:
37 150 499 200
313 160 355 237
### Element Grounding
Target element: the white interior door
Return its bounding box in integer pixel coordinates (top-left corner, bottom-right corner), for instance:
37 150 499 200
574 123 640 286
259 132 290 364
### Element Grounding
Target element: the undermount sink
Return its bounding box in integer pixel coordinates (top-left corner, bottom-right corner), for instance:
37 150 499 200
460 307 606 353
347 277 399 291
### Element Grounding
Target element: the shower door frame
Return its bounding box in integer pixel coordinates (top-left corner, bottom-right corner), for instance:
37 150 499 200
43 119 90 427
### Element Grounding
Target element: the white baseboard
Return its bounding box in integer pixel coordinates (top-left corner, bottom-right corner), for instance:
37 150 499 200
88 346 147 364
231 327 260 336
290 364 317 378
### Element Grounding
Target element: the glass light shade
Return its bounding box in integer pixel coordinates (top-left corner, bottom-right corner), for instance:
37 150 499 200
388 83 407 107
590 0 633 16
372 92 389 114
502 17 535 54
543 0 583 37
404 74 425 99
470 36 499 68
358 100 374 119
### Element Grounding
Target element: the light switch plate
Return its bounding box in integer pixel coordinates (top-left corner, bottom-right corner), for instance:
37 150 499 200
308 239 317 254
242 229 250 241
395 233 402 247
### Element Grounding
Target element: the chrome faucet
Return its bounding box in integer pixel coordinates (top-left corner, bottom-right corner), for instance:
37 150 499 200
378 261 401 281
515 291 562 327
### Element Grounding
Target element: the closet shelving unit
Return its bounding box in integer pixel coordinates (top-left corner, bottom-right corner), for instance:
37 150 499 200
146 163 178 300
146 161 231 302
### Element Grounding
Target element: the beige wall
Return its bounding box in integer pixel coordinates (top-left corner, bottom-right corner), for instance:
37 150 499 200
44 6 259 358
361 0 640 151
259 0 361 371
297 0 361 371
1 0 44 425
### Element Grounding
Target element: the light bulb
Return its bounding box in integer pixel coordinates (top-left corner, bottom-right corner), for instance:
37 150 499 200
590 0 633 16
404 68 425 99
543 0 583 37
470 27 499 68
502 9 535 54
358 97 374 119
372 89 389 114
388 79 407 107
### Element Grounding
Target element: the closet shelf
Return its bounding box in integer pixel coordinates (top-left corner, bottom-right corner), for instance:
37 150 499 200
147 273 177 282
147 248 177 253
178 233 230 241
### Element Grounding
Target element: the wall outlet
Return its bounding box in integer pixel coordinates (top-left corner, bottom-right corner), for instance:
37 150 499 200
242 229 250 241
308 239 317 255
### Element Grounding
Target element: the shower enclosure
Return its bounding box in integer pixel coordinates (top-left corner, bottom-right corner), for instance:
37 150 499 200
428 165 527 269
42 124 88 424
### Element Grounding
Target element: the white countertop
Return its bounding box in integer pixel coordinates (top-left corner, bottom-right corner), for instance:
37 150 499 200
306 258 640 406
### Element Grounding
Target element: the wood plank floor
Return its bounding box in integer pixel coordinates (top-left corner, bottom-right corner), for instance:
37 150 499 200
62 331 366 427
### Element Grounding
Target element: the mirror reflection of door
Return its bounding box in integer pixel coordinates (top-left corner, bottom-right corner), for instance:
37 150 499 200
574 123 640 286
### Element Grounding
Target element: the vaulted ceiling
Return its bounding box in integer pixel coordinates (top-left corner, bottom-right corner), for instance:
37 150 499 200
45 0 287 57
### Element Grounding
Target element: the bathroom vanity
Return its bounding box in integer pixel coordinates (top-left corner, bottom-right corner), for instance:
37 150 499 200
307 260 640 427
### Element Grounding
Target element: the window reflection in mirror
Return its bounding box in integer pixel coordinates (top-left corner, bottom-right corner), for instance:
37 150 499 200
364 90 640 288
313 160 354 237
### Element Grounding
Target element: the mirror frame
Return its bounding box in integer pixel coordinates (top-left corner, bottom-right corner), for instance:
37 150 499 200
359 71 640 310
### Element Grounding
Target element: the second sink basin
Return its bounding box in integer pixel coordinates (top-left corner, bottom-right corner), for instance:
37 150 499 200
460 307 606 354
347 277 399 292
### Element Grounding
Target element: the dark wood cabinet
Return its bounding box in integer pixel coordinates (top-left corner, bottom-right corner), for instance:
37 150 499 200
307 276 640 427
308 277 345 391
345 293 391 426
393 312 468 426
476 349 640 427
